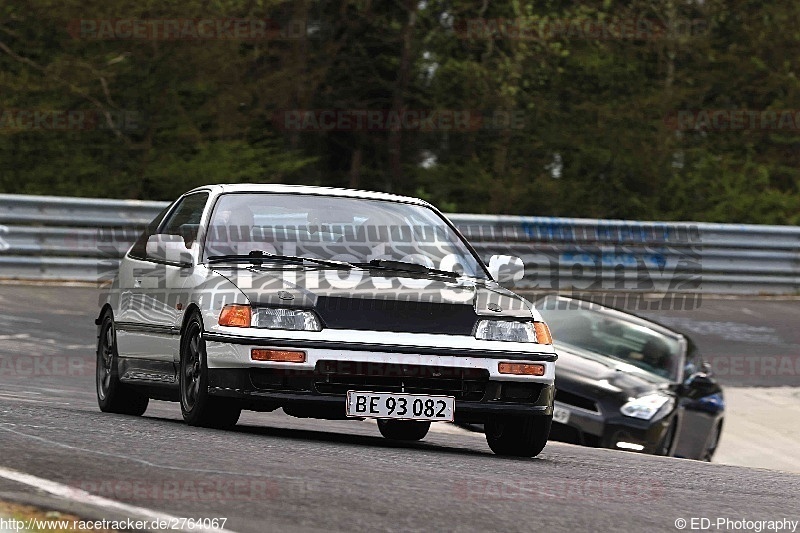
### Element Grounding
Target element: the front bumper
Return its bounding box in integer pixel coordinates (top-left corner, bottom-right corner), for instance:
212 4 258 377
550 401 672 453
203 331 556 423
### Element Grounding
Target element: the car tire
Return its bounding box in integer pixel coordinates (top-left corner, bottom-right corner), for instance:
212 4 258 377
377 419 431 441
702 420 723 461
96 312 149 416
485 414 551 457
179 312 241 429
655 418 677 456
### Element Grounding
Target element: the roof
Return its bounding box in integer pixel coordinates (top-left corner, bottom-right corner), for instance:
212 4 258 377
186 183 431 206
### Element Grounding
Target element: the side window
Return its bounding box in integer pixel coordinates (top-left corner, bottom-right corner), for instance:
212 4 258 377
684 338 700 377
160 192 209 247
128 207 170 261
128 193 209 262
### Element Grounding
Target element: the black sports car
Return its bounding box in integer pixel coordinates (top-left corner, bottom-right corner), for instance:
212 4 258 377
536 296 724 461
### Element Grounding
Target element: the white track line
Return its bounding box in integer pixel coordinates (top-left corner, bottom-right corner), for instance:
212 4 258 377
0 466 234 533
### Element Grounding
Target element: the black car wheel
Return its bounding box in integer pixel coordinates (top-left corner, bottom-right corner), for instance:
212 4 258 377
96 312 149 416
702 421 723 461
377 419 431 441
485 415 551 457
179 313 241 429
655 418 677 456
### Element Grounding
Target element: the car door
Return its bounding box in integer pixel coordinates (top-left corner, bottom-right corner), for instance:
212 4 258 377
671 340 724 459
116 192 209 362
115 205 172 359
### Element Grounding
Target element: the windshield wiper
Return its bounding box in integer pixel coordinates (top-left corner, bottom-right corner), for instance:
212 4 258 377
353 259 459 278
207 250 354 269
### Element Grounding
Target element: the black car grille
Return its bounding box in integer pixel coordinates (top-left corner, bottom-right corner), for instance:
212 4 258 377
313 296 477 335
555 389 600 412
549 422 601 447
313 360 489 401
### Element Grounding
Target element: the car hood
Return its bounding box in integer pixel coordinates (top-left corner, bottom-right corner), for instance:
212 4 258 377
554 342 671 400
210 264 537 335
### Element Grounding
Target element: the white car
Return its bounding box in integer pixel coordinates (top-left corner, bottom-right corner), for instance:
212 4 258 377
96 184 557 456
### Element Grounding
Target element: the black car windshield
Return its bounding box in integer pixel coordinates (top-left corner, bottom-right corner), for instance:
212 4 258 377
538 300 682 380
202 193 489 279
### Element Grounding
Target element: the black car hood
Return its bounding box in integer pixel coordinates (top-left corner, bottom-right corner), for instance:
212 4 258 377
210 264 536 335
554 342 671 400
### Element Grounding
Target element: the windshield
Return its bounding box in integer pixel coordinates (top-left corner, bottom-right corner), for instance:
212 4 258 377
202 193 489 279
538 300 683 380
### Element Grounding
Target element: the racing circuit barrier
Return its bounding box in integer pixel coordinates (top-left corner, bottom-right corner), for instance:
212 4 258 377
0 193 798 295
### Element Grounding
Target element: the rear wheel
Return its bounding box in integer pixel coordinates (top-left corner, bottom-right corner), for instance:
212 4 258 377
377 419 431 441
96 313 149 416
485 415 551 457
179 313 241 429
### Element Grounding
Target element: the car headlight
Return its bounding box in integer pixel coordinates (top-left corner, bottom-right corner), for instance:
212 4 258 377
218 304 322 331
474 320 552 343
620 394 673 420
253 307 322 331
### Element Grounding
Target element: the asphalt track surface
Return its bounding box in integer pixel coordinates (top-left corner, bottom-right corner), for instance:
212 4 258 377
0 286 798 533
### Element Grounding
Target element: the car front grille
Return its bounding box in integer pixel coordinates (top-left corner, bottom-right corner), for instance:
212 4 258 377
555 389 600 413
549 422 601 447
312 360 489 401
313 296 477 335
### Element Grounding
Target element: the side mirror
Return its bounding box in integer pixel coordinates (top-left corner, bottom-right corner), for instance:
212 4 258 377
488 255 525 284
146 234 193 267
684 372 719 396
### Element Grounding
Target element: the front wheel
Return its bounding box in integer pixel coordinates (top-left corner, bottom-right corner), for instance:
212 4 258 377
655 418 677 456
179 313 241 429
485 415 551 457
702 421 723 461
96 312 149 416
377 419 431 441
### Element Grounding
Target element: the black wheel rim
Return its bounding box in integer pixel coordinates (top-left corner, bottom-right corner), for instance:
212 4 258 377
96 320 114 400
181 323 202 411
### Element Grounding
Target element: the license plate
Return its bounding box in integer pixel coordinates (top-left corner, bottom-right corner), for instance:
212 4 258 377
553 405 571 424
346 391 455 422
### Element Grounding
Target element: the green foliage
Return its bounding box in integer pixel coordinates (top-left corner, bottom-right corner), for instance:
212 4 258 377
0 0 798 223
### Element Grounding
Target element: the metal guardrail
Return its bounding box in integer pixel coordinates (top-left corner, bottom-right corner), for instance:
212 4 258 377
0 193 798 293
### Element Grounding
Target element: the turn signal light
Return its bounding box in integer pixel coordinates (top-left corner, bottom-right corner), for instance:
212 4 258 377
498 362 546 376
534 322 553 345
251 349 307 363
218 304 251 328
